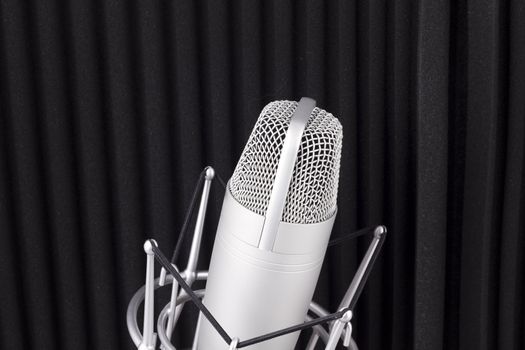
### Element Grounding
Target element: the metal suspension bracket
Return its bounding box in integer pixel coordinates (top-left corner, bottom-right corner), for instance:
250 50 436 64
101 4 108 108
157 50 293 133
126 166 388 350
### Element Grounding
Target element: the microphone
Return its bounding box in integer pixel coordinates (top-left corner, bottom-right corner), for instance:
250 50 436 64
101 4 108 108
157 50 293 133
196 98 343 349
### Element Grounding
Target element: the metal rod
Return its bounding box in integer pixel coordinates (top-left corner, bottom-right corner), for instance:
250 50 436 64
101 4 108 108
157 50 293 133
185 167 214 276
128 274 174 346
305 332 320 350
141 240 157 349
325 319 345 350
338 226 387 311
160 169 207 286
325 310 352 350
192 312 203 350
164 266 180 342
167 167 214 340
157 303 177 350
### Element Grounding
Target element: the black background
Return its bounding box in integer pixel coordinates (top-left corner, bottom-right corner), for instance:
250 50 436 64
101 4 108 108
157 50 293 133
0 0 524 349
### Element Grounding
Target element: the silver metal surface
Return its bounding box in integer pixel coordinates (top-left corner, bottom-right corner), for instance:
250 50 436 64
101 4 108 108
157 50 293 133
259 97 316 250
325 310 352 350
192 312 202 350
325 319 346 350
157 304 177 350
141 240 158 350
164 265 180 343
160 167 214 287
159 268 168 287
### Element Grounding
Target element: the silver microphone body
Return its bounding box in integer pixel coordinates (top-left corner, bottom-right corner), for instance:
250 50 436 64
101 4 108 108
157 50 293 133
197 99 343 349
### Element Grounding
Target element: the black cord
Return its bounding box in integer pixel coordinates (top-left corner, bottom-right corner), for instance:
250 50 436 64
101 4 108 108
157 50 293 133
152 242 233 344
327 226 377 247
237 308 349 348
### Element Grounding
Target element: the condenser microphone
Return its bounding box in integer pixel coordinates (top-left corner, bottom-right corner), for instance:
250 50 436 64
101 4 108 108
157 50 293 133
196 98 343 349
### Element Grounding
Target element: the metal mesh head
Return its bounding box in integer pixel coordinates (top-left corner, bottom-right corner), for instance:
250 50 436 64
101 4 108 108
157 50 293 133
229 100 343 224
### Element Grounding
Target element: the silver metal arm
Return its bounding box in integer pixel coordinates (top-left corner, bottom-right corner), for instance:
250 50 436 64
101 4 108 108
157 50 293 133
140 240 158 350
167 167 215 341
338 226 386 311
185 167 215 278
164 265 180 343
306 226 387 350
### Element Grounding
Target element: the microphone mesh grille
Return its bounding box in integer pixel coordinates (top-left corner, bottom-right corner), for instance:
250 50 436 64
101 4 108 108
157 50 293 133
229 100 342 224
